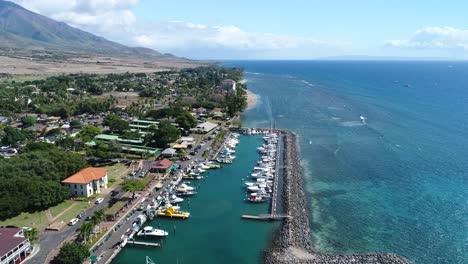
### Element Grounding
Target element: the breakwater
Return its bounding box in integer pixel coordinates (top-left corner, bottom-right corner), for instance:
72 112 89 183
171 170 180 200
263 130 412 264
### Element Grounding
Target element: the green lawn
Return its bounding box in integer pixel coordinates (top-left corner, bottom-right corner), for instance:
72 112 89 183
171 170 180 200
104 163 132 187
49 200 74 218
54 202 90 224
0 211 49 231
4 75 48 83
0 200 89 231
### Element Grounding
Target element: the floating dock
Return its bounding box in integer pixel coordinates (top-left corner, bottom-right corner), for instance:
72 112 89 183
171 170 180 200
126 240 160 247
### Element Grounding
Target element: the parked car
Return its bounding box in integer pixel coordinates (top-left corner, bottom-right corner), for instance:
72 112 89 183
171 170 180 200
77 211 85 219
95 197 104 204
68 218 79 226
85 216 92 222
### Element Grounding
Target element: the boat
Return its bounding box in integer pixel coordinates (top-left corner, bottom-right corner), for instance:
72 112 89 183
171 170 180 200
176 190 197 196
169 195 184 204
183 175 204 180
247 193 270 203
156 207 190 219
178 183 195 191
137 226 169 237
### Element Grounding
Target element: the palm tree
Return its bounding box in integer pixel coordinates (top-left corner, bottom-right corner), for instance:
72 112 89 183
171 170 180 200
78 222 93 244
90 209 105 237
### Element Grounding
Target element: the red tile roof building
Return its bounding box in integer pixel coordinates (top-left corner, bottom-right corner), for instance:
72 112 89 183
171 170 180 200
61 167 108 197
0 228 31 264
151 159 173 173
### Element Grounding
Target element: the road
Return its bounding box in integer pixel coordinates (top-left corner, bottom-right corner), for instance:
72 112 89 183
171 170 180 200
25 195 113 264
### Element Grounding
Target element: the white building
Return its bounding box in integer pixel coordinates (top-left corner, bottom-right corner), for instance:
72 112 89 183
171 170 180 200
61 167 108 197
0 228 31 264
221 79 236 91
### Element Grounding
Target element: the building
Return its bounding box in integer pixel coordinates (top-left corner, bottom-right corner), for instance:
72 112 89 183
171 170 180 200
161 148 177 157
221 79 236 91
0 228 31 264
151 159 173 173
192 121 218 134
61 167 108 197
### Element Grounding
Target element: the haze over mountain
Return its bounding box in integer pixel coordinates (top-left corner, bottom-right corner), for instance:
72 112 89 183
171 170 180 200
0 0 171 58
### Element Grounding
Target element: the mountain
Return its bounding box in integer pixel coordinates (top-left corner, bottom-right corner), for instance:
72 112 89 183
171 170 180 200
0 0 167 58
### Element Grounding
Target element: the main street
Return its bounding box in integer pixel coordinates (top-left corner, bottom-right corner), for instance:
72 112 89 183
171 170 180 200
25 194 113 264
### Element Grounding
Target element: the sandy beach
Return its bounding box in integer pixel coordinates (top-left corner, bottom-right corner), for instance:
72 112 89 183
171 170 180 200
246 89 259 109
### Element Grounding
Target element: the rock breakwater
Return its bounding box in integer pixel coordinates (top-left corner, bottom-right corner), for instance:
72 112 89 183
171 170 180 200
264 130 412 264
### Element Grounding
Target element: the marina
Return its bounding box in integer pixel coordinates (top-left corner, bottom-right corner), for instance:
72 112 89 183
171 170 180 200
111 133 281 264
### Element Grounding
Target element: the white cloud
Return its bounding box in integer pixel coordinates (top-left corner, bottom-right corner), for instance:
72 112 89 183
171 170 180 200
386 26 468 50
11 0 138 36
133 21 342 54
10 0 348 59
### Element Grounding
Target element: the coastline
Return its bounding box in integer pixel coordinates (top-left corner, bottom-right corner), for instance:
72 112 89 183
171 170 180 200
263 130 412 264
246 89 259 109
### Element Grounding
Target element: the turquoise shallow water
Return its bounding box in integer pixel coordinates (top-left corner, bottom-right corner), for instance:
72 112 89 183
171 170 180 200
112 135 280 264
224 61 468 264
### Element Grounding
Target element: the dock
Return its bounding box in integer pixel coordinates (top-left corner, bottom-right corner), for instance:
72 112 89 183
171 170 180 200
242 131 292 222
126 240 160 247
241 214 290 221
270 133 281 216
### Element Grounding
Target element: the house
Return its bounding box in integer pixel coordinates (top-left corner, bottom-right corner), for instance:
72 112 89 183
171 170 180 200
151 159 173 173
192 121 218 133
61 167 108 197
0 227 31 264
161 148 177 157
221 79 236 91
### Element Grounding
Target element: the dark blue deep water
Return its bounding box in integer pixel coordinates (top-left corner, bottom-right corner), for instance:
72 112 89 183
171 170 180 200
224 61 468 264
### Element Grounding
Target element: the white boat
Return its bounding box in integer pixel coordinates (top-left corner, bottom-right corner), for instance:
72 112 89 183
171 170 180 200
179 183 195 191
193 168 206 173
169 195 184 204
196 163 210 170
137 226 168 237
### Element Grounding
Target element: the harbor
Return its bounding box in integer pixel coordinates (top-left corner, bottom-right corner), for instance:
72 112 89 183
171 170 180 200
110 132 282 264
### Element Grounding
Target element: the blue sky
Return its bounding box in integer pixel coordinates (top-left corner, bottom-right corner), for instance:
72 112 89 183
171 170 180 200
12 0 468 59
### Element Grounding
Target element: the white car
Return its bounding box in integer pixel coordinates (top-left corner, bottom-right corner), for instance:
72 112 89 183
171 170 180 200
95 197 104 204
68 218 79 226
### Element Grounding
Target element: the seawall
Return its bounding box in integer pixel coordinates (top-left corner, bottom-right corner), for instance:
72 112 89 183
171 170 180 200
263 130 412 264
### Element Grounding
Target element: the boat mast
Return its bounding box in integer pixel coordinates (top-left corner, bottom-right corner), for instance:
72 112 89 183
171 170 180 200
146 256 155 264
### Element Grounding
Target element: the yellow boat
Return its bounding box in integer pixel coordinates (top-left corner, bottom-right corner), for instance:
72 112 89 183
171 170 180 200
157 207 190 219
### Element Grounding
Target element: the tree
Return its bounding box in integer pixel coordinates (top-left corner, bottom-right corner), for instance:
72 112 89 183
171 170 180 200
79 125 101 142
78 222 93 244
145 121 180 148
175 112 197 130
21 116 36 128
52 242 89 264
24 228 39 244
122 179 145 199
90 209 105 236
103 114 129 134
1 126 26 145
70 119 82 129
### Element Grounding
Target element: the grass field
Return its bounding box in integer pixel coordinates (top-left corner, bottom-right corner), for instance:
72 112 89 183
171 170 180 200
3 75 49 83
104 163 132 187
54 202 90 224
0 200 88 231
0 211 49 231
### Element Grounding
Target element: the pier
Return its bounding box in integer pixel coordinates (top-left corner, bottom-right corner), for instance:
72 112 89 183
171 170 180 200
241 130 290 222
126 240 160 247
241 214 290 221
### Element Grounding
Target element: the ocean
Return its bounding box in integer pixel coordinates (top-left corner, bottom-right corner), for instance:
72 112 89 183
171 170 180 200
224 60 468 264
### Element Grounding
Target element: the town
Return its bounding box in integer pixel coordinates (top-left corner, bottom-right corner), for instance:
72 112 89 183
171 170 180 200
0 66 248 264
